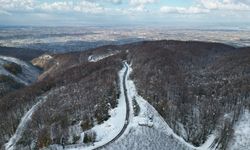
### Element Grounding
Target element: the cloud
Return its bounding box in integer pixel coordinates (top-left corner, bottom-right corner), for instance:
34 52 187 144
125 0 157 13
199 0 250 11
159 0 250 16
0 0 35 11
39 1 105 14
107 0 123 4
74 1 105 13
160 6 209 14
0 0 250 25
0 0 106 14
86 0 123 5
40 2 72 12
129 0 157 6
0 10 11 15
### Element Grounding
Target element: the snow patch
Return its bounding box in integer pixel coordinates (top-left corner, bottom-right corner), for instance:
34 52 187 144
45 62 219 150
228 110 250 150
88 51 119 62
0 55 40 85
64 62 127 150
5 95 49 150
104 63 217 150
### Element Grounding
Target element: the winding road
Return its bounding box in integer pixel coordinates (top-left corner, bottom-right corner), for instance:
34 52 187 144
65 62 131 150
94 62 130 150
5 96 48 150
6 62 131 150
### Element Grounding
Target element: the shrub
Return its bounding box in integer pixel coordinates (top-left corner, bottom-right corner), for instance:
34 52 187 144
83 131 96 143
94 99 111 124
0 75 23 88
16 130 32 147
0 75 14 82
132 96 140 116
0 75 24 97
80 119 93 131
37 128 51 149
72 135 80 144
3 62 22 75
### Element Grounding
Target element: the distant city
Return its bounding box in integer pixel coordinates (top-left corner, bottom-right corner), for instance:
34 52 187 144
0 26 249 53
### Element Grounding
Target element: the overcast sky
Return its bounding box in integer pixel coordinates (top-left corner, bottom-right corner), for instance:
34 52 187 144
0 0 250 27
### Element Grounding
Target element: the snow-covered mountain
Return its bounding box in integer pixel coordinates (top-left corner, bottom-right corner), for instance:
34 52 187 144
0 55 40 85
0 40 249 150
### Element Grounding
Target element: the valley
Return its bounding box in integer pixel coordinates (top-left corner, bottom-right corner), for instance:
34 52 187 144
0 40 249 150
1 0 250 149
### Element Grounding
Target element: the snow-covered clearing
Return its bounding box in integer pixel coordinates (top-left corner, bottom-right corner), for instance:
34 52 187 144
5 95 49 150
0 55 40 85
103 63 217 150
228 110 250 150
88 51 119 62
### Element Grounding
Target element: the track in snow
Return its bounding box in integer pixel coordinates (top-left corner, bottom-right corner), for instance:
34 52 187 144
5 96 48 150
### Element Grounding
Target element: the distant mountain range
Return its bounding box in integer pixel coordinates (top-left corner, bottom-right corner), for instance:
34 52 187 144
1 27 250 53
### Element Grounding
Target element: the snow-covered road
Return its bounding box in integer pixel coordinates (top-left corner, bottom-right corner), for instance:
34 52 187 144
64 61 131 150
5 95 48 150
94 62 130 149
101 63 218 150
5 60 219 150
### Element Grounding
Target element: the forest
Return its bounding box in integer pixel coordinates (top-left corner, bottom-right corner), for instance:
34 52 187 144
0 40 249 149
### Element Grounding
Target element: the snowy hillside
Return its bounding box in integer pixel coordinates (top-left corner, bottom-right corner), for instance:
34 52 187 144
88 50 120 62
103 64 217 150
62 63 128 150
0 41 249 150
0 55 40 85
228 110 250 150
5 95 49 150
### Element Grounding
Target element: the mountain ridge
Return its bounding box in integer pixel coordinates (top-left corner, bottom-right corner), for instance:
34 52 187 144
0 40 249 150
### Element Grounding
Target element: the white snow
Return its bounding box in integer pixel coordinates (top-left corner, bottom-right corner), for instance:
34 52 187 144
5 95 49 150
44 62 219 150
103 63 217 150
0 55 40 85
88 51 119 62
86 64 127 146
41 54 53 60
64 62 128 150
228 110 250 150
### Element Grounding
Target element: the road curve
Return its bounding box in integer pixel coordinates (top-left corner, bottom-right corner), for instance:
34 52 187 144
65 62 130 150
94 61 130 150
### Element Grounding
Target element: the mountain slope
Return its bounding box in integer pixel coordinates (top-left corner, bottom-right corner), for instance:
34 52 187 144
0 49 125 149
0 40 249 150
0 55 41 98
228 110 250 150
0 46 45 61
0 56 40 85
127 41 250 149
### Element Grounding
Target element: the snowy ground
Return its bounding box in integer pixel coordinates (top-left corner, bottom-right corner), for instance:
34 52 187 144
102 63 217 150
228 110 250 150
88 51 119 62
5 95 49 150
62 62 128 150
43 62 218 150
0 55 40 85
